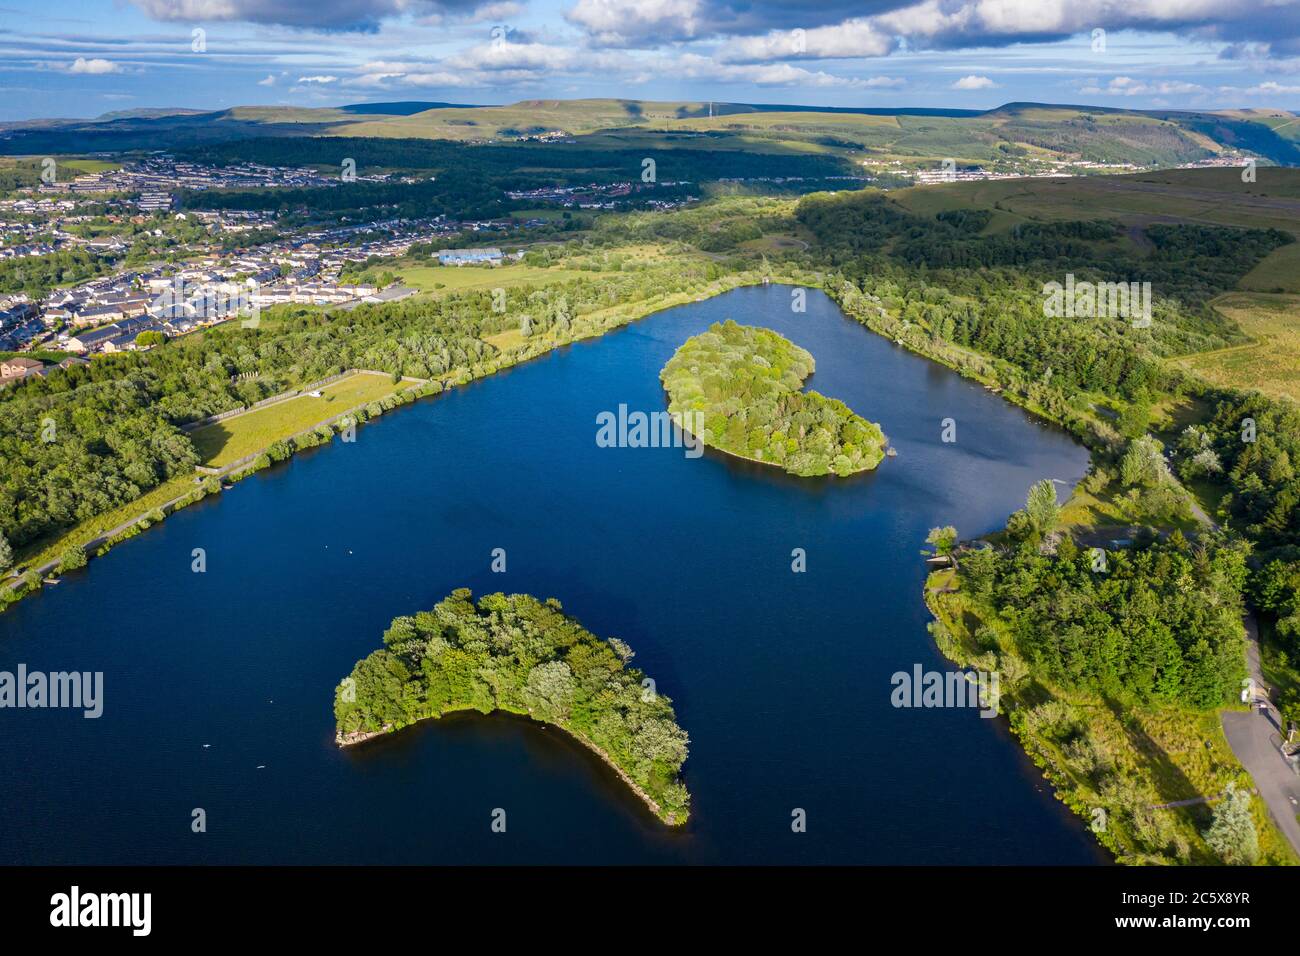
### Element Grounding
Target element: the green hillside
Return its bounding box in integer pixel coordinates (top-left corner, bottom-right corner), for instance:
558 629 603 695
3 98 1298 170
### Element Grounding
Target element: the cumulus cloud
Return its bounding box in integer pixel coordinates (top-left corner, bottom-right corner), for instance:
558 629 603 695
69 57 121 74
566 0 708 46
718 20 894 62
671 52 885 89
589 0 1300 61
354 68 481 87
1221 79 1300 95
446 41 582 72
131 0 500 31
464 0 524 21
1079 76 1208 96
297 74 338 83
951 74 995 90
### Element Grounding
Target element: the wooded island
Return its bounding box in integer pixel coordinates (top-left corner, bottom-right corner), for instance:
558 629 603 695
334 589 691 824
660 320 887 476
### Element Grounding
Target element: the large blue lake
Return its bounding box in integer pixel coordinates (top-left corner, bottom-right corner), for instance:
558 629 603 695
0 285 1104 864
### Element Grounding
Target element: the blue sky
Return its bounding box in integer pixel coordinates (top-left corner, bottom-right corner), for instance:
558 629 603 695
1 0 1298 120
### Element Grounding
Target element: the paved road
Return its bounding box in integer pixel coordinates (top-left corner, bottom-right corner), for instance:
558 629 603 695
1222 613 1300 858
1221 705 1300 857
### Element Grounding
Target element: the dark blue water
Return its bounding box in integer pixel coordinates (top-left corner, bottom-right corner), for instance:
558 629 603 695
0 286 1103 864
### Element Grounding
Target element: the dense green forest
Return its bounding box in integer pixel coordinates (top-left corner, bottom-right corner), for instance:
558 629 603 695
797 191 1291 399
959 531 1248 707
334 589 691 823
1181 391 1300 695
1181 392 1300 555
660 320 886 476
0 160 44 197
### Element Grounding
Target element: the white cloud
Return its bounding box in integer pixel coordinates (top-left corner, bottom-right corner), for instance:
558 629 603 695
1223 79 1300 94
719 20 893 63
566 0 707 47
1080 76 1208 95
446 42 582 73
297 75 339 84
257 74 277 86
465 1 524 21
696 0 1300 66
354 68 482 88
671 52 882 89
130 0 497 31
69 57 120 75
952 74 995 90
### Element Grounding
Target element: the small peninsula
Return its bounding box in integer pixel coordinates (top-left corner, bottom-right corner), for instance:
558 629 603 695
334 589 691 824
660 320 887 477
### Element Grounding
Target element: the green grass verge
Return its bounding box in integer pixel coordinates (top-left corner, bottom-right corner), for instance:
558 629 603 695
189 372 407 467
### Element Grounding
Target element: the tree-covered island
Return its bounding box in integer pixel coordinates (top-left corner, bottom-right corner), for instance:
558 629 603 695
660 320 887 477
334 589 691 824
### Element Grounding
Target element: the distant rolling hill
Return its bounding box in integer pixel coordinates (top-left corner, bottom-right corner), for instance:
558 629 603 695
0 98 1296 168
337 101 479 115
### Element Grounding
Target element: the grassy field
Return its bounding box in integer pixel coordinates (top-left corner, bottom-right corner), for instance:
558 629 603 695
1172 292 1300 402
482 328 529 351
1239 241 1300 293
395 261 588 293
190 372 407 467
892 167 1300 238
510 207 573 221
739 234 810 253
59 158 121 174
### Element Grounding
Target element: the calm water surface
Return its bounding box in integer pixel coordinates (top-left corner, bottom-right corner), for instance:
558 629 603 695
0 286 1104 864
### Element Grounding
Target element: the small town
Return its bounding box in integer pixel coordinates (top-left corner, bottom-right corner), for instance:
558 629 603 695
0 181 551 369
0 156 704 368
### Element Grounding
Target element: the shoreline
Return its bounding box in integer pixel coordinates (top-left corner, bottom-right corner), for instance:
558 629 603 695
1 269 799 614
336 709 686 826
665 404 887 479
681 423 887 476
